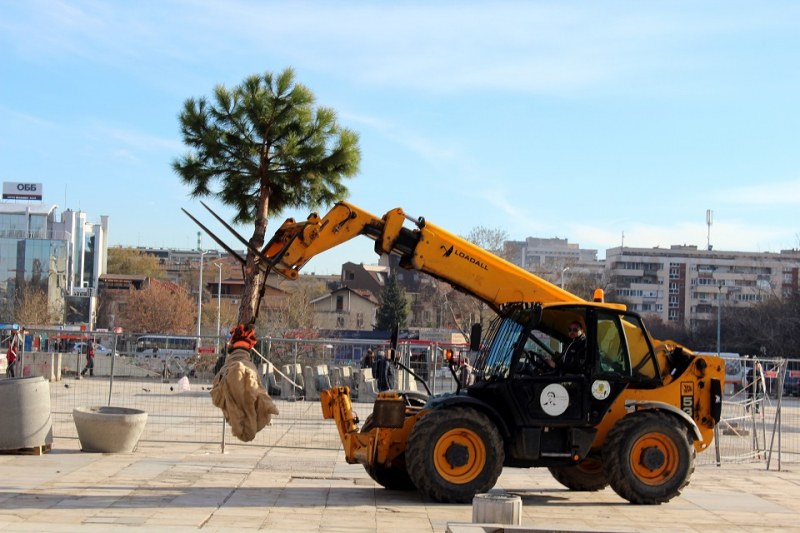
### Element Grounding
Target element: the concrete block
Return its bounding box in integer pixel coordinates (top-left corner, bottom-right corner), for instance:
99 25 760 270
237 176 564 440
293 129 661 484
472 493 522 526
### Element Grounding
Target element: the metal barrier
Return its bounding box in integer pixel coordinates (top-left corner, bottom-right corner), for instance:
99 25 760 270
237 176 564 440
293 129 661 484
703 355 800 468
4 328 798 467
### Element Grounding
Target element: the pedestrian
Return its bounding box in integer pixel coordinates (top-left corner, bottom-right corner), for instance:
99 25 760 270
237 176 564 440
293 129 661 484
459 356 474 387
5 342 17 378
746 358 763 413
361 348 374 370
374 350 396 391
81 341 95 377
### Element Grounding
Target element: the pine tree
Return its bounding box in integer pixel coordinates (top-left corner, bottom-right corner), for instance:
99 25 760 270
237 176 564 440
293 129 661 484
375 275 409 331
173 68 360 325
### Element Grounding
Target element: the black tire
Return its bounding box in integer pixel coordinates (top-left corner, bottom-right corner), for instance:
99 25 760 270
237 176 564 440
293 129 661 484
405 407 504 503
360 415 415 491
603 411 695 504
548 458 608 491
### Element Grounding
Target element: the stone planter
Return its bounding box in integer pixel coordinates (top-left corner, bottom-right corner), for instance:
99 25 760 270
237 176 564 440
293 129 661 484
72 406 147 453
0 376 53 451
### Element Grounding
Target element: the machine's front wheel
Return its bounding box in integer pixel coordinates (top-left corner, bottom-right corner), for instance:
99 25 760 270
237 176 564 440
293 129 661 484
406 407 504 503
603 411 695 504
360 415 415 490
548 457 608 491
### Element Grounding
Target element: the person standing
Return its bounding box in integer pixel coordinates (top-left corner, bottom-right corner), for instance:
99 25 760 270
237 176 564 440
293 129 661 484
81 341 95 377
746 358 763 413
361 349 375 370
374 350 396 391
5 341 17 378
458 356 474 387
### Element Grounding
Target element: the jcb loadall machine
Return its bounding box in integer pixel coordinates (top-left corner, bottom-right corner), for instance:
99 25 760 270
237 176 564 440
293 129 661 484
197 201 725 505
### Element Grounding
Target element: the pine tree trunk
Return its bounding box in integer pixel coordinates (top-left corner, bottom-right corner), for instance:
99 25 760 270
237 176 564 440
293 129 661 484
236 186 270 325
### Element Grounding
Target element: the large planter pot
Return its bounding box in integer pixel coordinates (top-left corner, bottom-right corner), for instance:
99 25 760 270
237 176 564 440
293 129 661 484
0 376 53 451
72 406 147 453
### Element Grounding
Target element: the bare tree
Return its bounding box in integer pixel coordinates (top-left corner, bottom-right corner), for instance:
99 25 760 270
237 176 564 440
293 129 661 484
107 247 166 278
14 283 58 325
447 226 511 338
117 282 196 334
257 280 327 338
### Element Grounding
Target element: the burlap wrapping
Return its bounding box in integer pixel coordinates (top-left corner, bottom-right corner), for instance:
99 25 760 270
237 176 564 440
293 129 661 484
210 348 279 442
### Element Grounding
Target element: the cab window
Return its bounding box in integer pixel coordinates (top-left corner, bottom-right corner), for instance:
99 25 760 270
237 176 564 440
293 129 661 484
595 312 630 375
621 314 660 381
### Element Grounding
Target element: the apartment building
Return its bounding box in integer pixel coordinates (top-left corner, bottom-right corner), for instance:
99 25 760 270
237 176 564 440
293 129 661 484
505 237 599 270
504 236 605 293
606 245 800 327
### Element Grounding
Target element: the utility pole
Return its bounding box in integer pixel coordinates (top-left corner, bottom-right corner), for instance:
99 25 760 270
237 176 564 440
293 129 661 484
214 262 222 353
196 232 205 347
716 284 722 356
706 209 713 251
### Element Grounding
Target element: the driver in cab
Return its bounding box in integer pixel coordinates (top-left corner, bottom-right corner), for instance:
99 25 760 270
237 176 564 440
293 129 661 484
546 320 588 374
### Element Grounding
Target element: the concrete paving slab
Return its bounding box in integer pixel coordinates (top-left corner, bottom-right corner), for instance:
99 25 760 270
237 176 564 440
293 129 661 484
0 422 799 532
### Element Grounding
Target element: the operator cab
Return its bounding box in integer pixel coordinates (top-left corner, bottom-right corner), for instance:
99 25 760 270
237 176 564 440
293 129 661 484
471 302 662 386
458 302 665 465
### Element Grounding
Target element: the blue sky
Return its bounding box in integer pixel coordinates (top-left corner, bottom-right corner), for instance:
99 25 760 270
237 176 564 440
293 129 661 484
2 1 799 275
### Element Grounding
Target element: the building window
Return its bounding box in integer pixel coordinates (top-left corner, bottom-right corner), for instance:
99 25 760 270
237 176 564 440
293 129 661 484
336 316 345 327
669 282 679 294
336 295 344 311
356 313 364 328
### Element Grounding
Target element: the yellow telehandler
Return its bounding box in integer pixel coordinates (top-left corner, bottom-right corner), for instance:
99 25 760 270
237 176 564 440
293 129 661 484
188 200 724 505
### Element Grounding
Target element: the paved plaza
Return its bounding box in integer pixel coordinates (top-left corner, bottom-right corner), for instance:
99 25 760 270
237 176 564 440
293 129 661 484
1 375 800 532
1 426 799 532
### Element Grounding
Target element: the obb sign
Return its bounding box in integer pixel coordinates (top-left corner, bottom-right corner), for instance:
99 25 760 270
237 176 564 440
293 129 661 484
3 182 43 201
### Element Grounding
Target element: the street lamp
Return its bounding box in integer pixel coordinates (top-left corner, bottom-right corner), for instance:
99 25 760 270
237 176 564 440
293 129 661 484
214 262 222 352
196 232 209 348
716 284 723 356
561 266 570 289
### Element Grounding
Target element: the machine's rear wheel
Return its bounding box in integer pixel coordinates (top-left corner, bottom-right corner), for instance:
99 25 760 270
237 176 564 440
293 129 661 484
548 457 608 491
360 415 415 490
603 411 694 504
405 407 504 503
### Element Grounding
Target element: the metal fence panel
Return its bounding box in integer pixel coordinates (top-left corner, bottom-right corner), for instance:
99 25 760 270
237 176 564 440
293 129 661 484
4 328 798 467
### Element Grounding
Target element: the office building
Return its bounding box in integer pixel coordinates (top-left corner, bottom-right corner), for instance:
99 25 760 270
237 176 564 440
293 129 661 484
0 184 108 327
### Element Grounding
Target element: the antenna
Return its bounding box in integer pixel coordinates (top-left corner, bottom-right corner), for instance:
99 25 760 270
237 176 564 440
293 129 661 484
621 231 624 248
706 209 713 251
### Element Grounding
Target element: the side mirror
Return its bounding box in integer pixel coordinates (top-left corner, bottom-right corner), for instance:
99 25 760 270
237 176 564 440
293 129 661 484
469 323 482 352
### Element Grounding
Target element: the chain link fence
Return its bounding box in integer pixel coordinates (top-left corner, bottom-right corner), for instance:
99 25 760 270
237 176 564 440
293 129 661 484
3 328 798 468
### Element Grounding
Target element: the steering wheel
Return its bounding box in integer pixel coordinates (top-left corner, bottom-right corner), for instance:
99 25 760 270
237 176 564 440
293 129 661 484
518 350 552 375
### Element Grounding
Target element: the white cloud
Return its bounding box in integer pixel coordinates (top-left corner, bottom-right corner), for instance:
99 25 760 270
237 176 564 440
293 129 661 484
92 123 184 153
111 149 141 164
720 179 800 206
9 1 798 97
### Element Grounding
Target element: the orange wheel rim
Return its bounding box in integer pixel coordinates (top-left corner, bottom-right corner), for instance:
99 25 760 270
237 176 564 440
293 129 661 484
433 428 486 484
630 431 678 485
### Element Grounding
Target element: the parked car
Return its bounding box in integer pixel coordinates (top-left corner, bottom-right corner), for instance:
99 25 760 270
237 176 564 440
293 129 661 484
784 374 800 397
71 342 117 356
